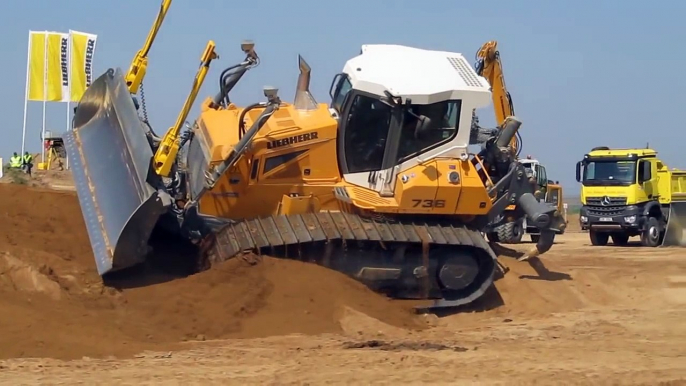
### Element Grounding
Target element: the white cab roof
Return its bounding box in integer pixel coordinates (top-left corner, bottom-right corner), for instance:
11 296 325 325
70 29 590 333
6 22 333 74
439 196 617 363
343 44 492 107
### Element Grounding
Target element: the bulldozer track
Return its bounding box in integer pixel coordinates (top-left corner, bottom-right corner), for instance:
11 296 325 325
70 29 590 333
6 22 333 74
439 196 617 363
205 211 498 304
207 211 497 262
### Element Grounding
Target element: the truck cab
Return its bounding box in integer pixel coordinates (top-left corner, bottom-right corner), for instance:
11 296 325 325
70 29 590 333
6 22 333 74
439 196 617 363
575 146 673 246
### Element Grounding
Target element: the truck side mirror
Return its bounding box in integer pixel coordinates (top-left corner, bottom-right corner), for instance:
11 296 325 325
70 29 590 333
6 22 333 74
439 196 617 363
575 162 582 182
640 161 652 182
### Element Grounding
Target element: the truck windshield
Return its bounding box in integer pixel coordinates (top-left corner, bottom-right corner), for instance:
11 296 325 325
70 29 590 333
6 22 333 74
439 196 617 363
582 160 636 186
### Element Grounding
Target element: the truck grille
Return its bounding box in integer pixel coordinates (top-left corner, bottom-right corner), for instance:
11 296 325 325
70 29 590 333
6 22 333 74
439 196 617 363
585 196 627 217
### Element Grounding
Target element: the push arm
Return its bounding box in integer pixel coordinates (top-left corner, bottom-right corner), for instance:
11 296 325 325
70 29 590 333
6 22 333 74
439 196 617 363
153 41 218 177
124 0 172 94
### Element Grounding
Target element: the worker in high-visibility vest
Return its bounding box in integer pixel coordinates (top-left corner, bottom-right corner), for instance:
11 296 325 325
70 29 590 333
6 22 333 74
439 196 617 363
9 152 21 168
22 151 33 176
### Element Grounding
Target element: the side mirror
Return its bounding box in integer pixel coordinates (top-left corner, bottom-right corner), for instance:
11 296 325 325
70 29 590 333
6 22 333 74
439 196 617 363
575 162 582 182
414 115 432 139
640 161 652 182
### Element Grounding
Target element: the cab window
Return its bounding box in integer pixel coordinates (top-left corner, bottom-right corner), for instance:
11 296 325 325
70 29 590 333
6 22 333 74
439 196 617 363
546 188 560 205
536 165 548 187
397 100 461 162
331 75 353 113
343 94 392 173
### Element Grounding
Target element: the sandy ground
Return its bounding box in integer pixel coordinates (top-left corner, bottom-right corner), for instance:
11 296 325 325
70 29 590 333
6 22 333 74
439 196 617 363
0 182 684 385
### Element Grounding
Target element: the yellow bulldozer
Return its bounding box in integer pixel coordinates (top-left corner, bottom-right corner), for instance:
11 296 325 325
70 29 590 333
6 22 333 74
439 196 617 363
64 0 565 309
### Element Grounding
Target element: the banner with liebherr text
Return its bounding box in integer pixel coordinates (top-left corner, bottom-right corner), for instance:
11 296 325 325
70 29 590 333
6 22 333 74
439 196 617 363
27 31 70 102
69 30 98 102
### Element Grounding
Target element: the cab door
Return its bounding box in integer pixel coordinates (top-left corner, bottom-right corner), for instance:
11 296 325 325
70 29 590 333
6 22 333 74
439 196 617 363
338 92 400 196
536 164 549 200
331 75 400 196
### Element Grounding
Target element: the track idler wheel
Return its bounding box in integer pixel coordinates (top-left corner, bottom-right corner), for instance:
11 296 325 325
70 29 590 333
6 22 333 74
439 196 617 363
437 252 480 291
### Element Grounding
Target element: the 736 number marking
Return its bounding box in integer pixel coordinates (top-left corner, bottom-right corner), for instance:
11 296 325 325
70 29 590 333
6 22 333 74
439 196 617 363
412 199 446 208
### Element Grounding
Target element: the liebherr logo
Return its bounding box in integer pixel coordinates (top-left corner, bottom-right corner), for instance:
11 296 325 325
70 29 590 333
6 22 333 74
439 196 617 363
267 131 318 149
60 37 69 86
85 39 95 87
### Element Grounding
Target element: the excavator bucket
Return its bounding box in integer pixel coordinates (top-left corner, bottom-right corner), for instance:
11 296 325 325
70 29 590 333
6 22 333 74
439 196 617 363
663 201 686 247
64 67 172 276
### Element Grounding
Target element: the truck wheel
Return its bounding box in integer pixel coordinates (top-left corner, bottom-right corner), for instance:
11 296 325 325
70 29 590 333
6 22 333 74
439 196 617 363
496 220 524 244
530 234 540 243
611 233 629 246
590 230 609 246
640 217 662 247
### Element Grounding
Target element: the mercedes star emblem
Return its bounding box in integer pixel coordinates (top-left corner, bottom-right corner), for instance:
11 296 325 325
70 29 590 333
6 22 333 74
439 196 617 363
601 196 611 206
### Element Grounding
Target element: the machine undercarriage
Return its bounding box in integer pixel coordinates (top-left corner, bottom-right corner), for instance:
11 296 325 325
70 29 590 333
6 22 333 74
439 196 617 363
202 211 497 306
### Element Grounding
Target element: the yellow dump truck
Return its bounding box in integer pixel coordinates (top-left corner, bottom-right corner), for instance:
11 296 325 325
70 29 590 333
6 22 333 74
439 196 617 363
575 146 686 247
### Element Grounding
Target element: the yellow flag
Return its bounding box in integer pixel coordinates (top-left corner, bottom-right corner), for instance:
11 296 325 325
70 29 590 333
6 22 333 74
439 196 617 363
27 31 70 102
69 30 98 102
27 31 46 101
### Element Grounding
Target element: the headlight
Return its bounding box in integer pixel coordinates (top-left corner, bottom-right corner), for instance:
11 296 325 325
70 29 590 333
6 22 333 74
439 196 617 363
624 215 636 223
580 216 588 223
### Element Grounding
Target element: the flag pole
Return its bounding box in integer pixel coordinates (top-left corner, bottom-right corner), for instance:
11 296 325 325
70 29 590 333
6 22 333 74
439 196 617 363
66 30 72 170
21 31 32 157
41 31 48 167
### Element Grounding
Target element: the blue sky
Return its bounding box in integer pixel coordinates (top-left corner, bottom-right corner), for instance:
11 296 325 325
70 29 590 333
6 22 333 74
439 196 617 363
0 0 683 190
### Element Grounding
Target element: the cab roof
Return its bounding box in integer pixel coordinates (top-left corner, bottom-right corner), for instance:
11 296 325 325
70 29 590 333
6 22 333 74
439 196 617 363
343 44 492 107
586 147 657 159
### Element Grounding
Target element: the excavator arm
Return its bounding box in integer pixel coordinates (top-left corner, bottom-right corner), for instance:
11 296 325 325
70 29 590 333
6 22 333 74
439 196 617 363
124 0 172 94
474 40 521 156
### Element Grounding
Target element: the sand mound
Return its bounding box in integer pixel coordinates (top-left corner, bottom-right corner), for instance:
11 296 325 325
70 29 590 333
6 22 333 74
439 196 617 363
0 184 425 360
0 253 63 300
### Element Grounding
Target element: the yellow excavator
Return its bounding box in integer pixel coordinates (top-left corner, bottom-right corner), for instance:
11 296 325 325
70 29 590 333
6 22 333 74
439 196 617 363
473 40 567 244
64 1 565 310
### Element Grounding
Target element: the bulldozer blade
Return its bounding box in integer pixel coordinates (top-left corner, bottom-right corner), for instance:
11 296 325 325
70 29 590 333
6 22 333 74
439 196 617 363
663 202 686 247
64 67 172 276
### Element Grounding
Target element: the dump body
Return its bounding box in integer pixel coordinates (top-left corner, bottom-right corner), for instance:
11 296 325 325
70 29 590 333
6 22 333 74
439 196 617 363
576 147 685 247
664 170 686 246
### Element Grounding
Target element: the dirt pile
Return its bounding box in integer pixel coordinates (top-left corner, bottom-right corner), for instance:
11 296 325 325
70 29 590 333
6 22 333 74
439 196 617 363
0 184 425 360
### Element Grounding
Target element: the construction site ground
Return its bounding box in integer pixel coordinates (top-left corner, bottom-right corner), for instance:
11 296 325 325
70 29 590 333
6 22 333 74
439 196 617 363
0 175 684 385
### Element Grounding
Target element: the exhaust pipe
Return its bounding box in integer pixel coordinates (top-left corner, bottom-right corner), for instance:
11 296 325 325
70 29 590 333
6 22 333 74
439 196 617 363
293 55 318 111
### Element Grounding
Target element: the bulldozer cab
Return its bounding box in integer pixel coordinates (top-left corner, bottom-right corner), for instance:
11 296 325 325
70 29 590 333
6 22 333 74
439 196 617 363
324 44 492 200
330 73 463 197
